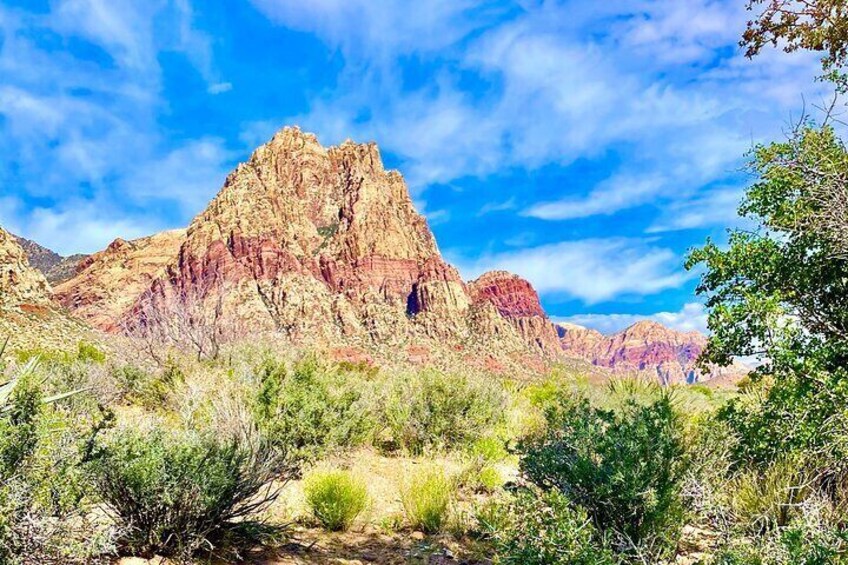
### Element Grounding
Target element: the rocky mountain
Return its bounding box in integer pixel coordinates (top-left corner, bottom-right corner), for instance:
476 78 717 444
556 320 745 384
35 126 741 383
54 230 186 332
56 127 560 361
0 226 53 310
12 234 87 285
0 226 92 354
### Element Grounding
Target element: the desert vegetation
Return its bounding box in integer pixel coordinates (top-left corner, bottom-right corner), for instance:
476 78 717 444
8 2 848 564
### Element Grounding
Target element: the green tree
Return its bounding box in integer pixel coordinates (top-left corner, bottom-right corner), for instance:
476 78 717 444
686 124 848 464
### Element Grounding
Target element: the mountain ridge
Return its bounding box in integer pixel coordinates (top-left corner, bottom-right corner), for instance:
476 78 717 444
7 126 746 383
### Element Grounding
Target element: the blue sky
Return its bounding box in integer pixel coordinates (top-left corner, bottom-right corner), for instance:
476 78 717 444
0 0 826 333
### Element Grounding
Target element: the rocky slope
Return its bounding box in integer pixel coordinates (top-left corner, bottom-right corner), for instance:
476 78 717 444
0 226 92 354
13 234 87 284
468 271 560 353
557 320 745 384
54 230 186 332
0 226 53 310
57 127 559 360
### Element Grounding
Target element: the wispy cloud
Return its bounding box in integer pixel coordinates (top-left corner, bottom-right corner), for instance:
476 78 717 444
555 302 709 335
258 0 821 211
452 238 692 304
0 0 232 253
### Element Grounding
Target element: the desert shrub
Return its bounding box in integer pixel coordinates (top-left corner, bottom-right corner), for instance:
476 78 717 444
254 357 373 463
76 341 106 364
520 392 686 558
478 487 616 565
400 466 455 533
382 370 505 454
86 426 283 560
304 468 368 531
470 435 509 463
476 466 503 493
729 455 812 534
712 523 848 564
14 341 105 366
0 364 113 563
111 362 184 409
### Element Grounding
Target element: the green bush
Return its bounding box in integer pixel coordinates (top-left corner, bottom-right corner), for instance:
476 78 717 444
254 357 373 463
729 455 811 534
712 525 848 564
479 488 616 565
87 426 283 560
14 341 105 366
75 341 106 364
520 393 686 558
400 467 455 533
476 466 503 492
382 370 505 454
304 469 368 531
111 362 183 409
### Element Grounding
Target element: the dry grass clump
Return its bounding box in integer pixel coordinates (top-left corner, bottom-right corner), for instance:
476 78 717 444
304 468 369 531
400 466 456 533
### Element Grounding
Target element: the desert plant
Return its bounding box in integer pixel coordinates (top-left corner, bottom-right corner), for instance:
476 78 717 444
478 487 616 565
729 455 813 534
400 466 455 533
254 356 373 463
87 426 284 560
382 369 505 454
520 392 686 558
304 468 368 531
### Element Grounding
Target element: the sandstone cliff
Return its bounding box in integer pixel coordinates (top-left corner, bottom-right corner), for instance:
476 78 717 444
557 320 745 384
0 226 52 310
0 226 93 354
468 271 560 354
55 230 187 332
55 127 556 361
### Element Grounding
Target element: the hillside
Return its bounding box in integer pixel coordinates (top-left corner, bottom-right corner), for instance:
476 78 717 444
56 127 562 368
557 320 747 384
0 226 92 355
12 234 86 284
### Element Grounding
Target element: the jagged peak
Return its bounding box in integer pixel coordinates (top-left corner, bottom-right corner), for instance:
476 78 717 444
616 319 703 338
469 270 523 286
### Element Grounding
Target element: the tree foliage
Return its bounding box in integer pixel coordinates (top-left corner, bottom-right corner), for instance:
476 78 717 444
687 124 848 463
742 0 848 87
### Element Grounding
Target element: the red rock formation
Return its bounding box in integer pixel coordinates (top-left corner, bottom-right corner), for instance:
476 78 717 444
54 230 186 332
557 320 746 384
42 126 543 359
468 270 546 318
468 271 560 354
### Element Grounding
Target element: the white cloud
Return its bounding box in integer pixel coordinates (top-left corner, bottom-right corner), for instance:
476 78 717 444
647 185 746 232
0 198 159 256
207 82 232 94
257 0 823 222
555 302 709 335
525 175 667 220
452 238 692 304
0 1 232 253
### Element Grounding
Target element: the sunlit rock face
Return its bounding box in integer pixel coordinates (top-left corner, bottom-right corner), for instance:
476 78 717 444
0 226 53 311
557 320 746 384
56 127 557 358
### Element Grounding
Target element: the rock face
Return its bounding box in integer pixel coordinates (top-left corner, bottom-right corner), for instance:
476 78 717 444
0 227 53 310
468 271 560 353
57 127 557 359
55 230 187 332
557 320 743 384
12 235 87 285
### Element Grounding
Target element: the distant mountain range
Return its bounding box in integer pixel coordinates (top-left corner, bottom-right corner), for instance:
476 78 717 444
0 127 746 384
